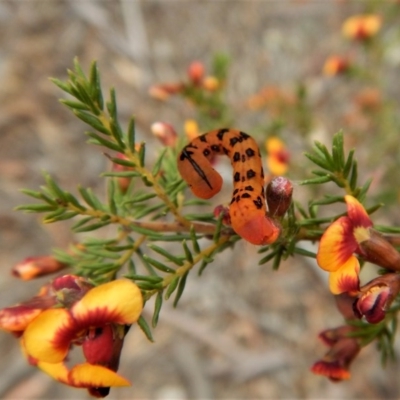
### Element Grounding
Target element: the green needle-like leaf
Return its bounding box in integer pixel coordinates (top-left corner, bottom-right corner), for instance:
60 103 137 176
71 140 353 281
148 244 184 266
137 316 154 342
173 272 188 307
152 292 163 328
165 276 180 299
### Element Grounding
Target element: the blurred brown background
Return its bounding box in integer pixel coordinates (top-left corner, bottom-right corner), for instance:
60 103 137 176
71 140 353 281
1 1 399 399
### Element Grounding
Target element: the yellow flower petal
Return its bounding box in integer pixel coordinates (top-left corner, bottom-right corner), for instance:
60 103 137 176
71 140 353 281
37 361 70 384
184 119 199 141
317 216 357 271
266 136 285 154
328 256 360 295
267 156 288 176
23 308 75 363
69 363 130 388
72 280 143 326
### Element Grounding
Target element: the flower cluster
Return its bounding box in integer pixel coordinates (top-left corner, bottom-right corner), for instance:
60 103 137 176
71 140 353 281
0 275 143 398
322 13 381 77
149 60 221 101
313 195 400 380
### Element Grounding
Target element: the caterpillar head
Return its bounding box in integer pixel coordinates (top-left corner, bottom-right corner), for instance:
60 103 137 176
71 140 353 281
231 214 280 245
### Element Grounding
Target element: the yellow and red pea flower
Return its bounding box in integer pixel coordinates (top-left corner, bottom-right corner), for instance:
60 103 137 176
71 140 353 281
265 136 290 177
0 276 143 398
316 195 373 295
311 325 360 382
342 14 382 41
322 55 351 77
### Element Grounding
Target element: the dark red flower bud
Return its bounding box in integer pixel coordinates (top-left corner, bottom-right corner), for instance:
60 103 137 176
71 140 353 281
266 177 293 217
213 204 231 225
354 273 400 324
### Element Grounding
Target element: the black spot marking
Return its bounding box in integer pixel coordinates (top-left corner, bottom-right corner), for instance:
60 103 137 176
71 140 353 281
261 168 264 178
230 196 237 204
234 172 241 182
240 131 250 139
253 196 264 210
245 148 256 157
230 137 239 147
244 185 254 191
199 135 208 143
233 188 239 195
203 149 211 157
211 144 220 152
247 169 256 179
236 195 241 202
233 152 241 162
241 193 251 199
241 154 246 162
217 128 229 141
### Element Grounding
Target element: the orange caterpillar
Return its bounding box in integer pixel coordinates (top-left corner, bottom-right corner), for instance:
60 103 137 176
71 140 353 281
178 128 280 245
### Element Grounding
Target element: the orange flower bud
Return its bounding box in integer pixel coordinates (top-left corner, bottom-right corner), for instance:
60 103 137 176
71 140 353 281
151 122 178 147
112 153 135 193
187 61 205 85
148 83 185 101
12 256 67 280
202 76 220 91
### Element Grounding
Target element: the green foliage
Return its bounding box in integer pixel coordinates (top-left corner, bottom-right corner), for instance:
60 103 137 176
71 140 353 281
15 58 400 370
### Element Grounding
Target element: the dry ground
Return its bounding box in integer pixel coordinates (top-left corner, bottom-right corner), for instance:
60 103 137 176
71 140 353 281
0 1 399 399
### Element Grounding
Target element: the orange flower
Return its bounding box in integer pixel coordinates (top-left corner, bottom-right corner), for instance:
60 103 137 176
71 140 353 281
311 326 360 382
323 56 350 76
184 119 200 141
0 276 143 398
342 14 382 41
265 136 290 176
22 279 142 397
317 196 372 294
